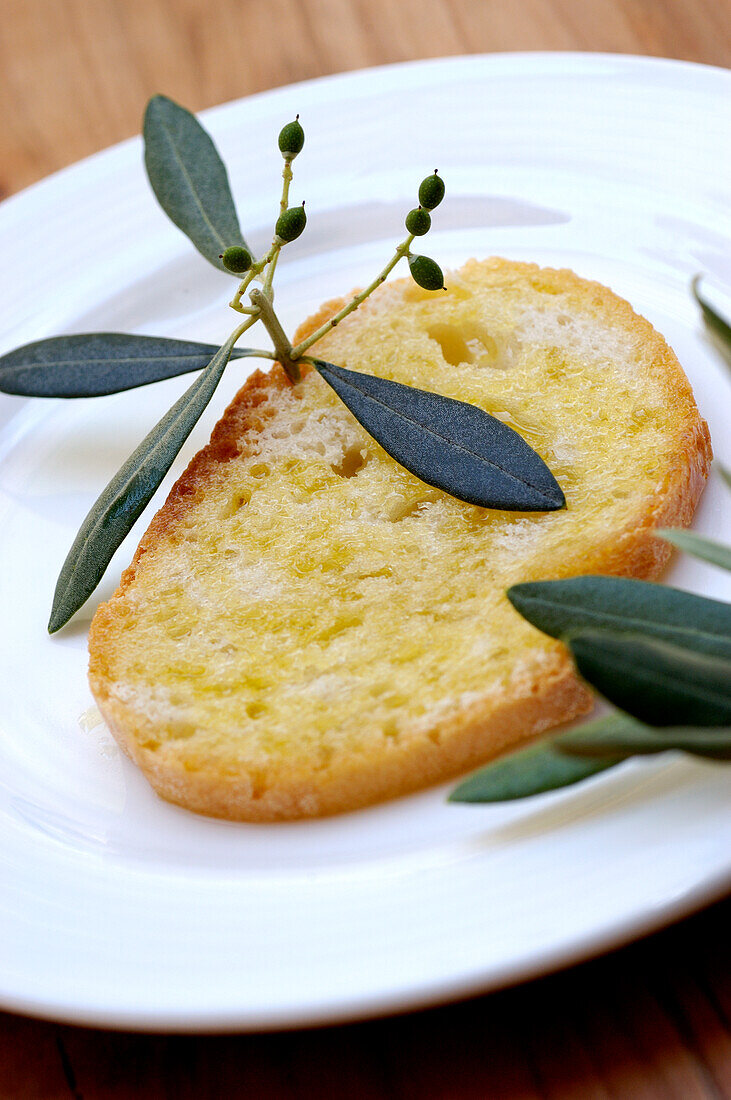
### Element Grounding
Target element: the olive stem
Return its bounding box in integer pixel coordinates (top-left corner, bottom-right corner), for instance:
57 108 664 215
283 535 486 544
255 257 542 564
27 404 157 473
261 157 294 300
229 243 278 313
224 305 281 361
280 159 293 213
290 234 415 358
249 288 300 382
222 311 263 357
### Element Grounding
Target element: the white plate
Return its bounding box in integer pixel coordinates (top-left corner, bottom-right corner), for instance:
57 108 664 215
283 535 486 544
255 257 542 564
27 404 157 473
1 54 730 1032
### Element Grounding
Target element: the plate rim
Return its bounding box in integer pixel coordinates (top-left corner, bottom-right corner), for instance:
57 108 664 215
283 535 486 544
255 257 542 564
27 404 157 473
2 50 730 233
1 51 730 1032
1 864 730 1033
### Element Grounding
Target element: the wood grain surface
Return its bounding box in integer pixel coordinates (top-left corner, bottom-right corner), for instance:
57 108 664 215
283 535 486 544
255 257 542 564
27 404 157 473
1 0 730 196
1 0 731 1096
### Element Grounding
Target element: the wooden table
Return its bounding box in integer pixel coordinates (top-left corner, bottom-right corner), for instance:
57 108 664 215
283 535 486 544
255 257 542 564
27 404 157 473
1 1 730 1095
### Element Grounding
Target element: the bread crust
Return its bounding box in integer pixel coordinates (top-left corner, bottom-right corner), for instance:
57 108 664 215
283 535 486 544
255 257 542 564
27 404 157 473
88 259 711 821
95 648 592 820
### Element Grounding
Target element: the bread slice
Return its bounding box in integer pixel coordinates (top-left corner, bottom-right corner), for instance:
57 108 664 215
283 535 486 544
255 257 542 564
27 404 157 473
88 258 711 821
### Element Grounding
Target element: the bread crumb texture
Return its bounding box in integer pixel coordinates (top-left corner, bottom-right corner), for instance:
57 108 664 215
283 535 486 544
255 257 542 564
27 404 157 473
88 259 711 820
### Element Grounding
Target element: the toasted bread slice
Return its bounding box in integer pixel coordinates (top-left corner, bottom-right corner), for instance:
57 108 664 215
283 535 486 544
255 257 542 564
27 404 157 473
88 259 711 820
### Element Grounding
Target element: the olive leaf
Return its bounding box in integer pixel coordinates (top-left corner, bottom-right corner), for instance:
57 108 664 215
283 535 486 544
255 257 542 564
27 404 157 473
508 575 731 660
312 359 565 512
658 528 731 573
448 739 624 802
720 464 731 491
48 332 239 633
567 630 731 728
0 333 256 397
144 95 249 271
450 710 731 803
558 713 731 761
692 275 731 362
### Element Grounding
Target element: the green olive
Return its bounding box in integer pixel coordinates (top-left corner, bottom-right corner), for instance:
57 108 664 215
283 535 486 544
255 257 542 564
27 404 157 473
418 172 445 210
275 204 307 242
221 246 252 273
405 207 431 236
278 117 305 159
408 254 445 291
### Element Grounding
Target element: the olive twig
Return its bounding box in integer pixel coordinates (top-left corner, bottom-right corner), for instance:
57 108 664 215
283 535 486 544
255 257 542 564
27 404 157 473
229 244 278 313
290 171 446 357
261 117 306 301
249 287 300 383
290 236 416 358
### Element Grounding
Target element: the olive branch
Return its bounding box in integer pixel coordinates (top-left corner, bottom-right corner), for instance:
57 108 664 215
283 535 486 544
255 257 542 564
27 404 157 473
0 94 565 634
1 93 728 796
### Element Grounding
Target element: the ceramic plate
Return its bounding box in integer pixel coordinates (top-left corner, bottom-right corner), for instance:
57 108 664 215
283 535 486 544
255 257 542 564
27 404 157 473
1 54 730 1031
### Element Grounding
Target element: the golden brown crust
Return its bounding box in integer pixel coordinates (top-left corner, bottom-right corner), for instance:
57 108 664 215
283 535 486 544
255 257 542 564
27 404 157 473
88 258 711 821
93 650 592 820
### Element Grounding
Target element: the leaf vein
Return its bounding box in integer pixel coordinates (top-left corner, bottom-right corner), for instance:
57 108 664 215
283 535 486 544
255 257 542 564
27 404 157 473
330 369 556 502
523 596 731 648
158 121 228 253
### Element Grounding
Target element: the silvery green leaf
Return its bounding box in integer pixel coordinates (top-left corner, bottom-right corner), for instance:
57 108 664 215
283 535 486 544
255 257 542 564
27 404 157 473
567 630 731 728
449 741 623 802
0 333 255 397
659 528 731 573
144 95 249 271
557 713 731 761
48 332 239 633
508 575 731 660
692 275 731 364
313 359 565 511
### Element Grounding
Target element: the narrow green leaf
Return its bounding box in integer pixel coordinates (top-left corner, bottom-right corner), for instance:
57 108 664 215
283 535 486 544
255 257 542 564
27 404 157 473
659 528 731 573
143 95 248 271
508 575 731 660
313 359 565 512
568 630 731 727
692 275 731 362
449 741 623 803
0 333 255 397
48 332 239 632
449 709 731 804
557 713 731 761
719 464 731 491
